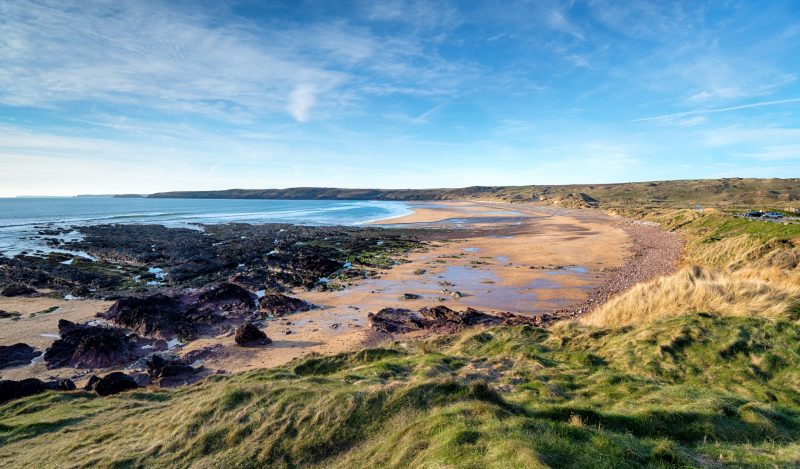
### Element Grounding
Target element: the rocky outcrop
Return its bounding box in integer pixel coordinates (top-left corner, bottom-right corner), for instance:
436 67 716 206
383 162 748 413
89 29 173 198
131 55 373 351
0 343 41 369
0 378 75 404
367 308 426 334
196 282 255 307
258 292 315 317
101 283 258 340
91 372 140 396
100 293 186 338
234 323 271 347
0 283 37 297
368 305 543 335
43 320 157 369
146 354 202 387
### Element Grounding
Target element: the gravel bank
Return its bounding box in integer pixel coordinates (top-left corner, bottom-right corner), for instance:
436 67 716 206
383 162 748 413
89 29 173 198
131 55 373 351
543 219 684 324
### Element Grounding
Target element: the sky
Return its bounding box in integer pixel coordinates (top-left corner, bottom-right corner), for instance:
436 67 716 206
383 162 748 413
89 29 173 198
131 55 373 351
0 0 799 196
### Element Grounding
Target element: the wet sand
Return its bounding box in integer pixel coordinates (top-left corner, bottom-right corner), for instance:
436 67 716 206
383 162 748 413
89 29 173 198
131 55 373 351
182 201 631 373
1 201 633 379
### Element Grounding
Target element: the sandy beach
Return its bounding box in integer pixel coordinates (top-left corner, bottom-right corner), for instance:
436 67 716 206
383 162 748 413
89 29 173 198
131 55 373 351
1 201 639 380
178 201 633 373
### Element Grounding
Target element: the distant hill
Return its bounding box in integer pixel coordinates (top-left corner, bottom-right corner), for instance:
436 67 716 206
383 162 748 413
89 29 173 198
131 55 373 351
148 178 800 210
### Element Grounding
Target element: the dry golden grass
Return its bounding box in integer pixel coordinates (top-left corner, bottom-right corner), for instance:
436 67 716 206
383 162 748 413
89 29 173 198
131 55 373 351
579 266 800 328
687 235 800 271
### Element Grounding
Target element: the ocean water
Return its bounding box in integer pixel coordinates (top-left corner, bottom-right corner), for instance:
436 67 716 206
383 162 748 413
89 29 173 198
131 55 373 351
0 197 412 257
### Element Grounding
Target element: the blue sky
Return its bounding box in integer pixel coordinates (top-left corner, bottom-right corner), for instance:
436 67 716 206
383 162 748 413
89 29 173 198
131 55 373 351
0 0 799 196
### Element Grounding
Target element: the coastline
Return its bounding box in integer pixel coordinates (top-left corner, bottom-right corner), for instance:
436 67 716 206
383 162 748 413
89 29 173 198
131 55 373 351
0 201 681 383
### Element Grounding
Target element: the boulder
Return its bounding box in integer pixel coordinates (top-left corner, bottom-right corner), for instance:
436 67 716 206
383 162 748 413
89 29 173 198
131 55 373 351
93 372 139 396
146 354 197 379
419 306 495 326
130 372 152 387
197 282 255 308
43 320 140 369
84 375 100 391
369 305 541 335
367 308 425 334
102 285 256 341
0 343 41 369
0 378 75 404
0 283 37 297
235 322 271 347
259 293 315 317
100 293 185 338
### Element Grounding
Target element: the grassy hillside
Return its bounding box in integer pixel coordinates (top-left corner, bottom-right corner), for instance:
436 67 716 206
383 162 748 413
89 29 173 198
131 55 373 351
6 187 799 467
582 266 800 328
625 209 800 271
579 208 800 325
147 178 800 212
2 313 800 468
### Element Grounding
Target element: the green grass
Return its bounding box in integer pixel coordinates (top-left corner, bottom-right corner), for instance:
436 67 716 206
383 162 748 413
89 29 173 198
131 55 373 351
641 210 800 270
2 313 800 468
691 215 800 243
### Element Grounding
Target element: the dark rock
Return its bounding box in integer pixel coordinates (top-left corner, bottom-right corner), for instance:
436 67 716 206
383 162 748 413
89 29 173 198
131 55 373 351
0 283 37 297
131 372 152 387
43 320 143 369
102 284 256 341
58 379 77 390
100 293 185 338
419 306 494 326
146 354 197 379
266 251 342 289
235 323 271 347
401 293 421 300
419 305 460 322
84 375 100 391
369 305 541 335
93 372 139 396
259 293 315 317
0 378 75 404
197 282 255 308
367 308 425 334
229 270 268 289
0 343 41 369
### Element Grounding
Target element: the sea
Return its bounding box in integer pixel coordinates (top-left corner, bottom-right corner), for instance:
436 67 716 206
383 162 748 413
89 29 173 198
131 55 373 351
0 197 413 257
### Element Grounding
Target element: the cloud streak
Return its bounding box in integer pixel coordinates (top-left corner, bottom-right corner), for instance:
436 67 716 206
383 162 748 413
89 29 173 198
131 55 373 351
632 98 800 123
0 0 471 123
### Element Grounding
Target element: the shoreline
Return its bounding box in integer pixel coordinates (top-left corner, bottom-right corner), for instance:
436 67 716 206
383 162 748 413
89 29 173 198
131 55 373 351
0 201 682 383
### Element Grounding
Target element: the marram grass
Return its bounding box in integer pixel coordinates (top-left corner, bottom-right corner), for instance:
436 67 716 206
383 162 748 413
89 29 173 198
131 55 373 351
2 313 800 468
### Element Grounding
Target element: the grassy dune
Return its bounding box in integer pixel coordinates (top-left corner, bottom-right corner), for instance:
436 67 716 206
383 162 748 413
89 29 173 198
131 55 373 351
644 210 800 270
581 266 800 328
2 314 800 468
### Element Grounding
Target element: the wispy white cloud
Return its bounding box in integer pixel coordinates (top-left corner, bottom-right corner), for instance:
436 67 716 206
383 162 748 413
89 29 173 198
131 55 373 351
632 98 800 123
547 9 585 41
0 0 470 123
287 85 317 122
